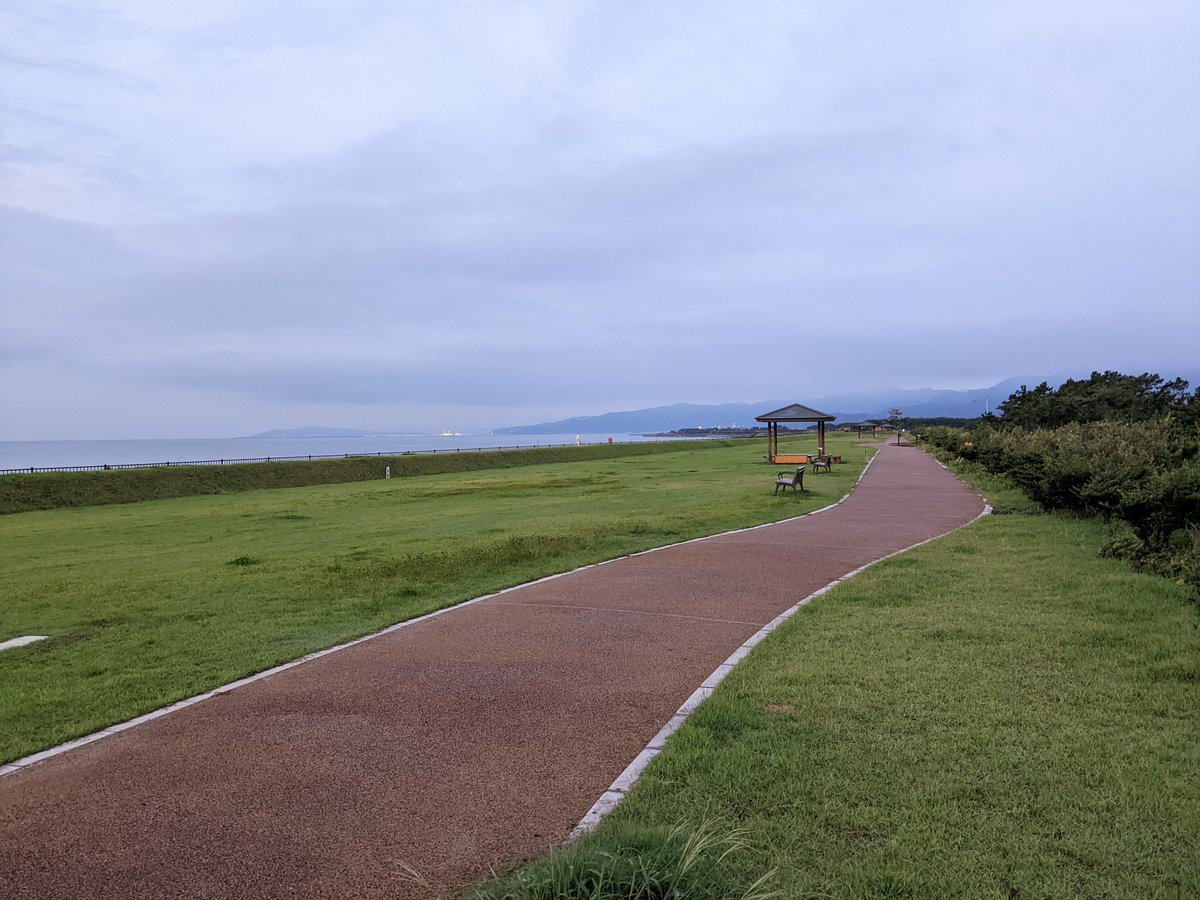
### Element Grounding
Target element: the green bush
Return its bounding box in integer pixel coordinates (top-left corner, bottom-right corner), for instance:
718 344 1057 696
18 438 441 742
908 425 969 457
1118 463 1200 549
915 405 1200 595
1102 523 1200 594
981 423 1196 544
998 371 1195 429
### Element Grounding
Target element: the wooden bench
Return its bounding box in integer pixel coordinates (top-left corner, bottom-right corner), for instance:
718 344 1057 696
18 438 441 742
772 454 810 465
774 466 805 494
811 455 832 474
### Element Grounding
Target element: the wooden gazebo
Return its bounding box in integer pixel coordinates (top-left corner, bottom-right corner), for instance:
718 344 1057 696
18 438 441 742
756 403 837 462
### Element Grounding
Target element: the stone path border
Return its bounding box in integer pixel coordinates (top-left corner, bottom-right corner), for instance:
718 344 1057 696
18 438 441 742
0 636 47 653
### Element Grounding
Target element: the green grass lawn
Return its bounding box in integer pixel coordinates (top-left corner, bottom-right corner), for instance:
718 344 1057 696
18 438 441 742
473 466 1199 898
0 435 867 764
0 440 701 514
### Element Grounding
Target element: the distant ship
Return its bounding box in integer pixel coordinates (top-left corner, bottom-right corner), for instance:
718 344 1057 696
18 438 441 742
441 431 462 437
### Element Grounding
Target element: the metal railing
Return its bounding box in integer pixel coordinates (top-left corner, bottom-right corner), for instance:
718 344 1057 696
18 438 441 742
0 441 610 477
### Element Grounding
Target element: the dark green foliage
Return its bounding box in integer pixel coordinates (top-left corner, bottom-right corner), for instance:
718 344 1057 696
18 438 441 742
0 442 694 515
914 375 1200 593
920 421 1200 548
1102 525 1200 591
1118 460 1200 546
998 370 1194 430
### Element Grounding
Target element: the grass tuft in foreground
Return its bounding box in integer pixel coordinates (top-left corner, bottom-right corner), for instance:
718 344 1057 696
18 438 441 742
465 817 779 900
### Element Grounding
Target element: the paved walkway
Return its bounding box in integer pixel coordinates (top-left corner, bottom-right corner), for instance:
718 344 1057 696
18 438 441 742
0 444 984 899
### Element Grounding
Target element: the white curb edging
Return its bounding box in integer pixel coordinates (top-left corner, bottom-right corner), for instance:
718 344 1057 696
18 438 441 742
0 636 48 652
569 492 993 840
2 449 880 778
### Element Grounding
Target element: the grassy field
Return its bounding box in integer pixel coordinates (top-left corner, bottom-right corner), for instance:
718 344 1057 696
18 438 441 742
473 467 1199 898
0 440 691 514
0 434 867 764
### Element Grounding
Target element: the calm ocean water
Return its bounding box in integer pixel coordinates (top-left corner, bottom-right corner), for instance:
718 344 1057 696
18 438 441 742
0 434 681 472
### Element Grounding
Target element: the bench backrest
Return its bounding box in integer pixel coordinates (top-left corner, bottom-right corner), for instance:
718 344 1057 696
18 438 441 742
774 454 810 465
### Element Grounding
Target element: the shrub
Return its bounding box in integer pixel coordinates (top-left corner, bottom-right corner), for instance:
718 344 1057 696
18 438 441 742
916 417 1200 595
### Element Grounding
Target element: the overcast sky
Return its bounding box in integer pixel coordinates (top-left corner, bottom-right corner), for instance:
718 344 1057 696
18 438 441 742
3 2 1198 438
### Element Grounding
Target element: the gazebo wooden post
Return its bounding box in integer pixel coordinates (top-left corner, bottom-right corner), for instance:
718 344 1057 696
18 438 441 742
755 403 836 464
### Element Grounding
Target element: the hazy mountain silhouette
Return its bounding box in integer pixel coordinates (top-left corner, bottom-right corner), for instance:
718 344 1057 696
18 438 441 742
496 370 1198 434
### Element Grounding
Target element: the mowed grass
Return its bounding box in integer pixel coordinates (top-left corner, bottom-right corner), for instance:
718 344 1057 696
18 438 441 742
0 436 867 764
479 470 1199 897
0 440 701 514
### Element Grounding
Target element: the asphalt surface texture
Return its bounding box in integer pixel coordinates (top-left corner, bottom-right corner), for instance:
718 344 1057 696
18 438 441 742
0 442 985 898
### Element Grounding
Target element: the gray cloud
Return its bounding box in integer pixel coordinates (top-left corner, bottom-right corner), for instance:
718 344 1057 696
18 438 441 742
2 2 1198 438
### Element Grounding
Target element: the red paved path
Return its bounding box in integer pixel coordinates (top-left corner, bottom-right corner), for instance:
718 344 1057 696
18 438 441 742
0 444 984 898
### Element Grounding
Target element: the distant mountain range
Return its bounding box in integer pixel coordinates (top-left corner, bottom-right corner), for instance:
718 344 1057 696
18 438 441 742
495 378 1026 435
252 369 1199 439
495 369 1200 435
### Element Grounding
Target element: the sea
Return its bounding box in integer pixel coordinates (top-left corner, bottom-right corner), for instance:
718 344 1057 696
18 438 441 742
0 433 688 473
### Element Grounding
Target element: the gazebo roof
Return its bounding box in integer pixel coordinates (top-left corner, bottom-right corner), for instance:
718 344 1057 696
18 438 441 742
755 403 836 423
